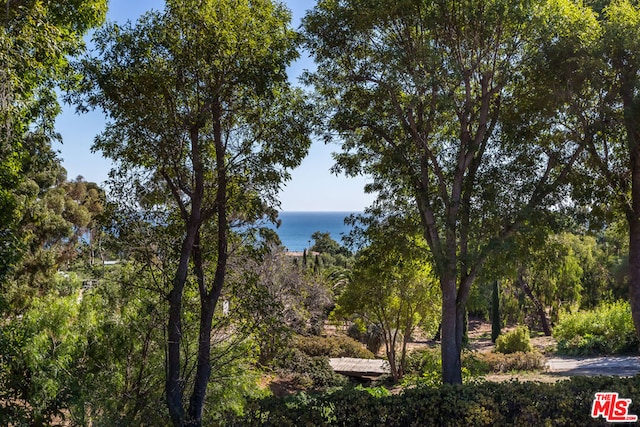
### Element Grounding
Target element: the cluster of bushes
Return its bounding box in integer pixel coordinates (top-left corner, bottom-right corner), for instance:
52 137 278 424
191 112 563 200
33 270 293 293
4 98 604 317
273 335 372 390
554 300 639 355
273 349 348 390
226 376 640 426
483 326 545 372
405 326 544 383
346 322 385 355
404 345 544 380
294 335 374 359
480 352 546 373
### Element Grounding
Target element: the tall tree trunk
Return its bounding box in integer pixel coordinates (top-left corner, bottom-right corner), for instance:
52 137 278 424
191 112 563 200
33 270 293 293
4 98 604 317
168 124 206 426
621 78 640 339
186 295 216 426
628 160 640 338
441 274 462 384
387 348 399 383
491 281 501 343
185 100 228 426
166 223 199 426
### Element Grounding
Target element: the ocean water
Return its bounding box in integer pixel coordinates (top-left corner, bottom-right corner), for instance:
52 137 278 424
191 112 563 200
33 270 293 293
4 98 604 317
274 212 358 252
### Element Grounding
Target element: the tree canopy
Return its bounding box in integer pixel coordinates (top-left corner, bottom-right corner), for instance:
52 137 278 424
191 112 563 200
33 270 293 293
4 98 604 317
79 0 313 424
0 0 107 283
303 0 598 383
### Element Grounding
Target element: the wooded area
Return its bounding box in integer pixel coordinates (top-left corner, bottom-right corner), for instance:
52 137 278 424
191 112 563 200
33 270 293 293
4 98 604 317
2 0 640 425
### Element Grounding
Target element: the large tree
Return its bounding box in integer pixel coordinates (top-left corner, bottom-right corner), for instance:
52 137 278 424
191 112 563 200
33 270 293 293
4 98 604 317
79 0 312 424
303 0 597 383
575 0 640 340
0 0 107 282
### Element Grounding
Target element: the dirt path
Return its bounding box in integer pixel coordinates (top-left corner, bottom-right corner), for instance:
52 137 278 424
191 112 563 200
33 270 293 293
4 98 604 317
464 319 640 381
546 355 640 376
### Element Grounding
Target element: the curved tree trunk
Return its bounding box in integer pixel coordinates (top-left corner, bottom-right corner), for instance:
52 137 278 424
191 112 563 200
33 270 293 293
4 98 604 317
517 273 552 336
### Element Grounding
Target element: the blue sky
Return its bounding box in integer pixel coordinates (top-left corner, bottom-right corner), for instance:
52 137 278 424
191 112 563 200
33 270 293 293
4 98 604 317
52 0 375 212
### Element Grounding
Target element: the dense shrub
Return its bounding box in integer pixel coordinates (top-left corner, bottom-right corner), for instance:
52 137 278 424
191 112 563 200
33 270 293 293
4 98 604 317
346 322 364 342
480 351 545 373
554 300 639 355
294 335 375 359
404 347 442 375
274 347 348 390
345 322 384 355
227 376 640 426
495 326 532 354
403 348 492 385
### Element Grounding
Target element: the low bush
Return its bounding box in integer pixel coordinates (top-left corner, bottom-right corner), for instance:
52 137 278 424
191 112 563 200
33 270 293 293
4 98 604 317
495 326 532 354
403 348 492 385
294 335 375 359
274 347 348 390
554 300 639 355
345 322 384 355
404 347 442 375
480 351 545 373
228 376 640 426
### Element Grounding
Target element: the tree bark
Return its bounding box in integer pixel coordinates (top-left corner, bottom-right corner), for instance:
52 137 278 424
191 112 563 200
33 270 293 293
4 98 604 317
491 281 501 343
185 99 228 426
186 294 216 426
166 222 199 426
168 124 206 426
441 274 462 384
628 152 640 338
621 74 640 339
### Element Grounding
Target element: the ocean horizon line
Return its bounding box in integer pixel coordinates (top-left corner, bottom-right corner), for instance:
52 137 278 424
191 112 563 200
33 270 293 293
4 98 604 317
271 211 358 251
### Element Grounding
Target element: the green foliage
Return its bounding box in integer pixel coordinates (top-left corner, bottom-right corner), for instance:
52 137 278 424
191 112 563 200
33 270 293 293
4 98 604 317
495 326 533 354
0 0 107 284
402 348 489 387
231 376 640 426
466 281 492 320
333 219 440 381
310 231 351 256
0 291 87 425
554 300 639 355
404 347 443 377
274 348 348 391
479 352 546 373
203 345 270 425
1 172 107 314
303 0 599 385
294 335 375 359
270 334 371 391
